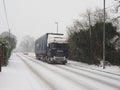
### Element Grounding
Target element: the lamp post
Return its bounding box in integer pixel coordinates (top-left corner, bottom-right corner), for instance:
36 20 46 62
103 0 106 69
9 29 10 42
55 22 58 33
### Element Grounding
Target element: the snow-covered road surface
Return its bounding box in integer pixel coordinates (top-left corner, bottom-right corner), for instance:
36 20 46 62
0 53 120 90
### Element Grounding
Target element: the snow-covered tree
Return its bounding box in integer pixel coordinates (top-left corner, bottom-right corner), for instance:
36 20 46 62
19 35 35 52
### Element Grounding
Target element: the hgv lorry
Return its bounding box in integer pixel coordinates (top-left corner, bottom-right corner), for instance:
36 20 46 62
35 33 68 64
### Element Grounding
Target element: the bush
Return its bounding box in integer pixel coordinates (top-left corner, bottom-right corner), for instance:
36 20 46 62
0 38 11 66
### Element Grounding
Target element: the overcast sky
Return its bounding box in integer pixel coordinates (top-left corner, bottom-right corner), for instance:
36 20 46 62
0 0 116 44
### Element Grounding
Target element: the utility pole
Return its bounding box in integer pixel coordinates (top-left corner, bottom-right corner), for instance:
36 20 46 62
88 12 93 64
55 22 58 33
103 0 106 69
102 0 120 69
3 0 10 40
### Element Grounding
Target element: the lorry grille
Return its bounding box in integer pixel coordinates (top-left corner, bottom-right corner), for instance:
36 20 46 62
54 57 65 60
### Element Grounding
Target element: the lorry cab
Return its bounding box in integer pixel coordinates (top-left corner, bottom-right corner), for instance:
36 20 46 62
47 42 68 64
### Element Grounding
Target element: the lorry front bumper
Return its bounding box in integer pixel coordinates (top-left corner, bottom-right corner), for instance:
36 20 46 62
51 56 67 64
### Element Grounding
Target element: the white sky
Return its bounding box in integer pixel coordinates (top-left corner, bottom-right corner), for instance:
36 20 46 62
0 0 116 44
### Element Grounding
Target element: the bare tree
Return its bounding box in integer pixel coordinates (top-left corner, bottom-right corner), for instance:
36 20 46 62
19 35 35 52
114 0 120 13
67 8 119 65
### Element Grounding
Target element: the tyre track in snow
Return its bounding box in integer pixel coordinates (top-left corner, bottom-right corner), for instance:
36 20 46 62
28 54 120 81
27 54 120 90
17 54 56 90
29 55 120 77
55 65 120 90
22 54 98 90
66 64 120 81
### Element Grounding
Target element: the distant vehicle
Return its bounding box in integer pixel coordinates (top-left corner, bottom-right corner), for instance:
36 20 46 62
35 33 68 64
23 52 28 55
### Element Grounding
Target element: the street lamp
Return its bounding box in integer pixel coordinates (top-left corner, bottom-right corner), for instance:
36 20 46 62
55 22 58 33
9 29 10 42
103 0 106 69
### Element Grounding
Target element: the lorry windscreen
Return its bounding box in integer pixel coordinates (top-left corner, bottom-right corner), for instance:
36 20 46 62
50 43 68 49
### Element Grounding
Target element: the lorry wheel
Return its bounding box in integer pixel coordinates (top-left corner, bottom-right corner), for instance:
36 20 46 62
47 58 54 64
47 57 51 63
62 62 66 65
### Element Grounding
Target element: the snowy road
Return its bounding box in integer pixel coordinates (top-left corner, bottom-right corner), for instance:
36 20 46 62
0 53 120 90
17 53 120 90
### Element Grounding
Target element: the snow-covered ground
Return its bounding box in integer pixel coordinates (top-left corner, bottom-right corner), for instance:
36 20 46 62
68 60 120 75
0 53 46 90
0 53 120 90
29 52 120 75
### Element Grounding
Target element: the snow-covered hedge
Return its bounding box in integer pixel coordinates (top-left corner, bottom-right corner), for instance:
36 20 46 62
0 38 11 66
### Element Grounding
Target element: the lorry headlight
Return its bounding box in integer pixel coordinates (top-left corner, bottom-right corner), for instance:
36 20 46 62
53 56 56 60
64 57 66 60
50 58 54 61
